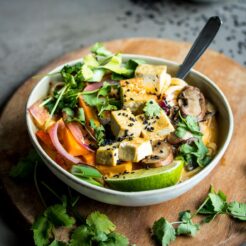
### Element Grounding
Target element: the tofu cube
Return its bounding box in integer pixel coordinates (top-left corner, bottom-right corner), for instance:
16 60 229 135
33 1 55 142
96 143 119 166
120 78 157 114
135 64 171 94
111 109 141 138
119 137 152 162
136 110 174 141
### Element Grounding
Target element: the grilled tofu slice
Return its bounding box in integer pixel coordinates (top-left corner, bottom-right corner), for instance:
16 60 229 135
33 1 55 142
120 78 157 114
96 142 120 166
119 137 152 162
111 109 142 138
135 64 171 95
137 110 174 141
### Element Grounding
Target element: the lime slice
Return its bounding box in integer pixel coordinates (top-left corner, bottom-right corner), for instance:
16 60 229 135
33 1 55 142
105 160 184 191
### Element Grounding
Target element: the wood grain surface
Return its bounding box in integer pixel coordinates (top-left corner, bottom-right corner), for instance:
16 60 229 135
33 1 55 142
0 38 246 245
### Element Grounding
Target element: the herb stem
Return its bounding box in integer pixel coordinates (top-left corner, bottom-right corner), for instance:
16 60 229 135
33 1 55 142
44 85 67 129
34 163 47 208
39 97 52 107
41 181 63 203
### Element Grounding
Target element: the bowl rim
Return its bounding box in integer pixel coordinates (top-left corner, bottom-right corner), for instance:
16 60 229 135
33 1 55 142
26 54 234 197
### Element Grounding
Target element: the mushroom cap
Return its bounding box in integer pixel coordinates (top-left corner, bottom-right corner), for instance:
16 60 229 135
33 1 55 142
141 141 173 167
178 86 206 121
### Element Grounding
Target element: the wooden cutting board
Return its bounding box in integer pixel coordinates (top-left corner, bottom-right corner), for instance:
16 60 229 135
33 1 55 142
0 38 246 246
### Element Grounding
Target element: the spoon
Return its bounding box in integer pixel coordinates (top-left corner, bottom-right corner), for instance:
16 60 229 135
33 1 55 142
176 16 222 79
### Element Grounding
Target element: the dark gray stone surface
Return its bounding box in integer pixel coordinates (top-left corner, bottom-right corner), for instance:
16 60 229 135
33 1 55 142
0 0 245 245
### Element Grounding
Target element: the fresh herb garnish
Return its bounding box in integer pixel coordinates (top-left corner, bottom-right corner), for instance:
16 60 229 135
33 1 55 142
152 185 246 245
174 112 211 168
62 107 85 125
90 119 106 146
143 99 161 118
9 149 42 179
82 82 120 117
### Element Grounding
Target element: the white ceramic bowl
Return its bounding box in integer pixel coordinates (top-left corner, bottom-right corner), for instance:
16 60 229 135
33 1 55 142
26 55 233 206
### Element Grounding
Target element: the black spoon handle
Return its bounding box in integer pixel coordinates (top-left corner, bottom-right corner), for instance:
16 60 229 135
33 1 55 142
176 16 222 79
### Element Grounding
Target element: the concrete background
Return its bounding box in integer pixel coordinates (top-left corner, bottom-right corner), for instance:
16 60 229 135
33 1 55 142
0 0 245 245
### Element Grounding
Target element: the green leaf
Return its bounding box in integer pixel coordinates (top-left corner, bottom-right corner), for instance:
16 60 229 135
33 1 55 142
82 64 94 81
44 204 75 227
49 240 68 246
90 120 106 146
176 211 200 236
197 186 227 221
227 202 246 221
176 223 199 237
77 108 85 125
70 225 93 246
32 215 53 246
175 127 187 138
86 211 116 235
91 42 113 57
10 149 42 179
84 54 99 68
152 218 176 246
143 99 161 118
99 232 129 246
208 193 227 213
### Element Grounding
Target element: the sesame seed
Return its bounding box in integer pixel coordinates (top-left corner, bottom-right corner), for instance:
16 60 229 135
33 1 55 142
160 150 164 153
130 98 134 101
128 123 134 127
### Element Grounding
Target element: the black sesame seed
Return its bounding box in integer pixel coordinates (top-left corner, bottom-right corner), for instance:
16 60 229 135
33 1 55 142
149 101 153 104
130 98 134 101
157 142 161 146
128 123 134 127
160 150 164 153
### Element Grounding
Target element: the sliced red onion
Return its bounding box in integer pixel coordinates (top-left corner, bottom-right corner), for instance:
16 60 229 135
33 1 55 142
159 99 171 115
84 82 104 92
48 120 81 164
84 80 117 92
66 122 94 152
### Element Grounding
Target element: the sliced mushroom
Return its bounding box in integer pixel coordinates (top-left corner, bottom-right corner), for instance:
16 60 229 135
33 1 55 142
178 86 206 121
167 131 195 145
141 141 173 167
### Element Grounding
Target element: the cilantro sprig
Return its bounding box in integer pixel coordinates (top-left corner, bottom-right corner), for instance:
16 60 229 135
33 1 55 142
143 99 161 118
175 113 211 168
152 186 246 246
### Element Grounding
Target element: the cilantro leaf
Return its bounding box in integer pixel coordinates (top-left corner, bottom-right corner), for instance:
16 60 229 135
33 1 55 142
32 215 53 246
227 202 246 221
197 186 228 223
99 232 129 246
86 211 116 235
176 211 200 236
143 99 161 118
152 218 176 246
44 204 75 227
83 82 120 118
70 225 93 246
10 149 42 179
90 120 105 146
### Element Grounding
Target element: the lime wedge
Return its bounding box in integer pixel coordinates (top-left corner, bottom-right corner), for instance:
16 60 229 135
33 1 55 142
105 160 184 191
